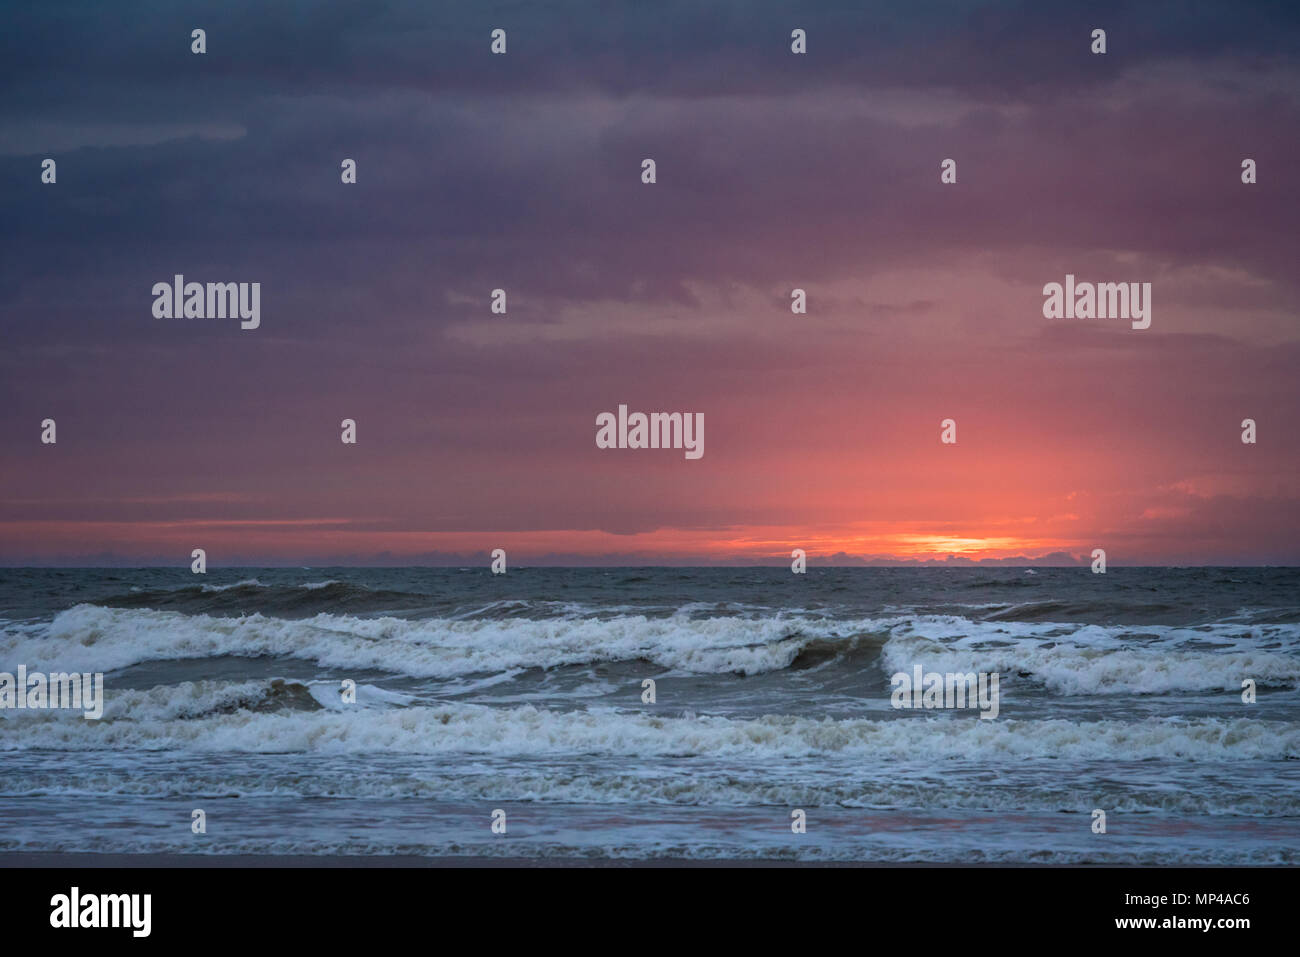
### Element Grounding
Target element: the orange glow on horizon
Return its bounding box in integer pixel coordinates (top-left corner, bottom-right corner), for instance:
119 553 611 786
0 517 1087 564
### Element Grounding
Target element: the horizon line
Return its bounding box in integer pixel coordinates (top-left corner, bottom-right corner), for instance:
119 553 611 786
2 563 1297 570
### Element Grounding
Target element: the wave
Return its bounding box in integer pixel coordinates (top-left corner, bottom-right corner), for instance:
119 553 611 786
881 632 1300 695
2 604 882 677
87 580 432 616
1 681 1295 760
4 605 1299 698
3 756 1296 817
983 599 1181 622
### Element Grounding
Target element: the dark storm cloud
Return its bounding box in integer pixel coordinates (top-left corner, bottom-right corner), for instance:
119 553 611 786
5 0 1300 111
4 0 1299 308
5 81 1299 300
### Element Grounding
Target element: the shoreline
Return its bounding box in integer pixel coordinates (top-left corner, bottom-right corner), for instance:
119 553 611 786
0 852 1086 868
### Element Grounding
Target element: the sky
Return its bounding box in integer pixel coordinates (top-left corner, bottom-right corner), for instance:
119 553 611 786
1 1 1298 566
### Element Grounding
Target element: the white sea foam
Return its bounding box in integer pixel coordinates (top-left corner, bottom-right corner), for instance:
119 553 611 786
307 681 415 711
3 605 868 677
199 578 264 592
5 606 1296 698
5 761 1294 817
3 738 1296 816
882 632 1300 695
0 681 1294 760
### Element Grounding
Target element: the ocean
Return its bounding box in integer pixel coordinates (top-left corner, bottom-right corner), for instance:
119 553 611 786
1 566 1297 864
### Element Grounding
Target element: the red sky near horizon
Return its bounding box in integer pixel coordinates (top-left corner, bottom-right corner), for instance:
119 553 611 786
1 5 1297 565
